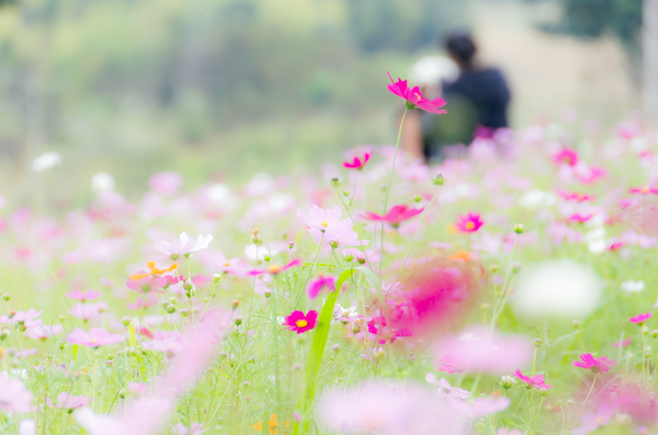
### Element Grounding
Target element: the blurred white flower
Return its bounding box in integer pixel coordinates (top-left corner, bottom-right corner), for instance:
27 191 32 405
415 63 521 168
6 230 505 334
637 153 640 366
512 261 603 318
32 152 62 173
620 280 644 293
91 173 115 193
518 189 556 209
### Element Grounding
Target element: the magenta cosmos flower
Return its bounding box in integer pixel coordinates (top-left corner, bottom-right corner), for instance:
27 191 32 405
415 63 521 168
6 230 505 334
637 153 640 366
364 205 424 228
66 327 124 347
306 275 336 299
387 73 447 114
343 151 372 170
454 213 484 233
573 353 617 374
629 185 658 195
630 312 652 325
248 258 301 276
513 369 552 389
284 310 317 334
553 148 579 166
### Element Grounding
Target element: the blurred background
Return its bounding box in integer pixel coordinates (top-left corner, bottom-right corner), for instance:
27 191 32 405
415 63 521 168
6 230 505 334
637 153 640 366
0 0 647 203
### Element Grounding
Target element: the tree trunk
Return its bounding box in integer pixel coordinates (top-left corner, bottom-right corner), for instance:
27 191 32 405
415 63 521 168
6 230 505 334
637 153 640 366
644 0 658 121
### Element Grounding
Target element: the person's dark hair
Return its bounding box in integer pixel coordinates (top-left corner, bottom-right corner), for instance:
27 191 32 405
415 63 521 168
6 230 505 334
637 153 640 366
445 32 477 67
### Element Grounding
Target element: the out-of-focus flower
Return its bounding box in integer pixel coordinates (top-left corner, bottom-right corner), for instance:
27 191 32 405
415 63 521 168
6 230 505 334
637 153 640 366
343 151 372 170
306 275 336 299
318 381 465 435
621 280 645 293
173 423 207 435
342 248 380 264
129 261 178 282
70 302 107 321
66 328 124 347
19 419 36 435
434 327 532 374
363 205 424 228
153 233 213 260
25 323 63 341
573 353 617 373
297 205 352 236
567 213 593 223
512 261 603 318
513 369 551 389
629 185 658 195
612 338 632 348
425 373 470 399
65 289 101 302
91 173 115 193
248 259 301 276
572 400 617 435
0 373 32 412
387 73 447 114
553 148 579 166
630 312 652 325
143 331 186 354
149 172 183 195
48 392 88 410
449 396 511 418
284 310 317 334
454 213 484 233
32 152 62 172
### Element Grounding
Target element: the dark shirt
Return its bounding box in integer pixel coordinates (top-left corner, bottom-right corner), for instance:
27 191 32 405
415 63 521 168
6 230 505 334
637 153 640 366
442 67 510 129
422 67 511 160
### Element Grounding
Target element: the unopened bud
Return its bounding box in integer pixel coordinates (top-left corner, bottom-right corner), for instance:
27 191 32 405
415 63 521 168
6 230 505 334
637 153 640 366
264 289 272 298
121 317 131 326
489 264 499 273
342 190 350 197
533 338 543 347
213 274 222 284
652 330 658 338
2 293 10 301
642 325 649 335
233 317 242 326
513 223 525 234
572 320 580 329
263 254 272 262
431 173 445 186
166 304 176 314
58 315 66 322
330 176 340 187
332 344 339 352
0 330 9 340
329 240 339 249
500 375 517 390
232 300 240 309
288 242 295 249
412 195 422 203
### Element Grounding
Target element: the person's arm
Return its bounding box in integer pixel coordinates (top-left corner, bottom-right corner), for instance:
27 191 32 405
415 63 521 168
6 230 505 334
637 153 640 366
401 109 425 161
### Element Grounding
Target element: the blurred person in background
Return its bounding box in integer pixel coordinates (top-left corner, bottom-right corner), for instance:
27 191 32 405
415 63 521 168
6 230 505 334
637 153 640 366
403 31 511 163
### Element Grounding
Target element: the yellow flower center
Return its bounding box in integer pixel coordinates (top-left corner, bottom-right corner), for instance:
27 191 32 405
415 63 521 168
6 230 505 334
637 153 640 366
268 264 281 274
295 319 308 328
642 186 649 194
321 220 328 227
465 221 475 230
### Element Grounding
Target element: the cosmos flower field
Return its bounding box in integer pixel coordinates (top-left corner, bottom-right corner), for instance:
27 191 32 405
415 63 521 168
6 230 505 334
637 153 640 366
2 76 658 435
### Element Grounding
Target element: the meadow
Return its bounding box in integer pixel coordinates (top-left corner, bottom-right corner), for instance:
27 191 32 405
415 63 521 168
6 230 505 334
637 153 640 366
1 75 657 435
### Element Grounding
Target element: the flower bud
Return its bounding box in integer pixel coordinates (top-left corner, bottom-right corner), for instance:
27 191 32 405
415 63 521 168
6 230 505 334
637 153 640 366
0 330 9 341
121 317 131 326
288 242 295 250
489 264 499 273
329 241 339 249
263 254 272 262
166 304 176 314
642 325 649 335
58 315 66 322
2 293 10 301
652 330 658 338
251 229 261 245
232 300 240 309
431 173 445 186
513 223 525 234
342 190 350 197
572 319 580 329
412 195 422 203
500 375 517 390
332 344 339 352
264 289 272 298
533 338 543 347
213 274 222 284
330 176 340 187
233 317 242 326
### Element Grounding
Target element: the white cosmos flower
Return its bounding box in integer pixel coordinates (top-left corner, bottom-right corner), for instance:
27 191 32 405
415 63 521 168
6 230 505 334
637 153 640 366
91 173 115 193
32 152 62 173
512 261 603 318
621 280 645 293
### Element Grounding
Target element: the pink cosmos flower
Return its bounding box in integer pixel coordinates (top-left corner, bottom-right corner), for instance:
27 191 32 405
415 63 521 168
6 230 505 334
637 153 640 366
11 309 42 327
567 213 593 223
284 310 317 334
306 276 336 299
48 393 88 410
630 312 652 325
572 400 617 435
66 328 124 347
248 258 301 276
448 396 511 418
25 323 63 341
342 248 381 264
70 302 107 321
553 148 579 166
173 423 207 435
434 327 532 374
363 205 424 228
143 331 187 354
126 293 159 310
318 381 465 435
325 229 369 248
0 373 32 413
513 369 552 389
65 289 101 302
387 73 447 114
343 151 372 170
608 240 626 251
425 373 470 399
629 185 658 195
149 172 183 195
557 191 595 202
612 338 632 348
297 205 353 236
573 353 617 374
454 213 484 233
437 355 464 374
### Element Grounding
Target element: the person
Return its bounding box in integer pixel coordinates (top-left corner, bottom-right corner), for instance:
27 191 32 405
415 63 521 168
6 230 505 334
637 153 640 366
404 31 511 162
